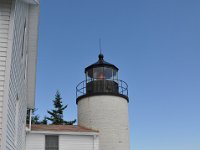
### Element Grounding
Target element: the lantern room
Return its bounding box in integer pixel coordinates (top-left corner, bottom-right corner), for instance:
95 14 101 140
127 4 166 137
76 53 128 102
85 54 118 82
85 53 119 94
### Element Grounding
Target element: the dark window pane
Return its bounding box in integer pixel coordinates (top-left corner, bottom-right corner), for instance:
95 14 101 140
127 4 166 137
45 135 58 150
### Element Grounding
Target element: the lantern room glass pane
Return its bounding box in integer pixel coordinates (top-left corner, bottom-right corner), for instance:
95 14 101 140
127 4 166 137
104 67 113 80
86 69 93 82
93 67 104 79
113 69 118 80
86 67 118 81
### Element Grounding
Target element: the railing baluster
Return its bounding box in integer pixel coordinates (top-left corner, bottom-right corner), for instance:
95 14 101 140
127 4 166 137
76 79 128 99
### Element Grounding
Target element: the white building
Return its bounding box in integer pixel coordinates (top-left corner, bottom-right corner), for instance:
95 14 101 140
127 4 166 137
26 125 99 150
0 0 40 149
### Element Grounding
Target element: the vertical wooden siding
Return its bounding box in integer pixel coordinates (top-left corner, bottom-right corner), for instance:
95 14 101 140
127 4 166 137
0 0 12 147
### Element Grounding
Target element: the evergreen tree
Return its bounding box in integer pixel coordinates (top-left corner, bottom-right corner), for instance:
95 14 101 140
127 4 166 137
32 115 40 124
40 116 48 125
47 91 76 125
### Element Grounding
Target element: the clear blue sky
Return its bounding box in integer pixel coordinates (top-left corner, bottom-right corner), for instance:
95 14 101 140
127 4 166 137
36 0 200 150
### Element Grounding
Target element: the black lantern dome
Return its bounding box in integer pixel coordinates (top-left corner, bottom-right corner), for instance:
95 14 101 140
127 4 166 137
76 54 128 103
85 54 118 82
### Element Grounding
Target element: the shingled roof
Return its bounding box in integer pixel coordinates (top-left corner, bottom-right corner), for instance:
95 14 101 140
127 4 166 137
30 125 98 133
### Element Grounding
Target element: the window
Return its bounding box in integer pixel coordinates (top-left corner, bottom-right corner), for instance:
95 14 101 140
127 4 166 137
45 135 59 150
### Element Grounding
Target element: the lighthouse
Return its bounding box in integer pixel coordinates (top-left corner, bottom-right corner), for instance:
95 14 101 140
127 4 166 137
76 53 130 150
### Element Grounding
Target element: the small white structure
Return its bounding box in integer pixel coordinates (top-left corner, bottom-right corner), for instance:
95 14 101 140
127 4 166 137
26 125 99 150
0 0 40 149
76 54 130 150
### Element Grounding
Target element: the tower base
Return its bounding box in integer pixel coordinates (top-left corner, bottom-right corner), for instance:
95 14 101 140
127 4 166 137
77 95 130 150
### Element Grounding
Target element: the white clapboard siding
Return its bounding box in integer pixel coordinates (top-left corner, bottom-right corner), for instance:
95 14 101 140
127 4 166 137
0 30 8 34
0 0 39 149
59 135 94 150
0 47 7 52
0 38 9 43
0 56 6 62
0 33 8 39
5 0 29 148
0 0 32 150
25 134 45 150
0 60 6 66
0 0 11 147
26 133 99 150
0 51 6 57
0 42 8 48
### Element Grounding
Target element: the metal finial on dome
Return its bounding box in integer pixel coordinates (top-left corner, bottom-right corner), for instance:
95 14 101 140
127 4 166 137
99 38 102 55
98 53 104 60
98 39 104 61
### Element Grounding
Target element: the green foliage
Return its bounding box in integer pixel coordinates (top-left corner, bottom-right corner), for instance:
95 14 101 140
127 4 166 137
47 91 76 125
26 109 41 124
32 115 40 124
40 116 48 125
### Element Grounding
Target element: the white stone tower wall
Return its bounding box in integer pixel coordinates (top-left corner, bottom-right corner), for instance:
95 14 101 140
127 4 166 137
78 95 130 150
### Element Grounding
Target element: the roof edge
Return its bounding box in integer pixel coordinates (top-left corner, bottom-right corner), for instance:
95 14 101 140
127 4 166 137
28 125 99 134
85 54 119 72
28 130 99 136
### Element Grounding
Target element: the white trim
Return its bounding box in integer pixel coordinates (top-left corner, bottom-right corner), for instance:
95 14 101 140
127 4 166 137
28 131 99 136
21 0 39 5
33 0 39 4
93 135 99 150
26 3 40 109
29 109 32 130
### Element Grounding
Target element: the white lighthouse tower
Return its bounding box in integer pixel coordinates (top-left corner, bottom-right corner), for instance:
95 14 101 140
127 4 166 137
76 53 130 150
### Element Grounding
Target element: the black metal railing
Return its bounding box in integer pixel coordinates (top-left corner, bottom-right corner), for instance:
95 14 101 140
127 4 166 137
76 79 128 99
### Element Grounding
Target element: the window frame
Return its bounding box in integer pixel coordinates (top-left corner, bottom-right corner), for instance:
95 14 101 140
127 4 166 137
45 135 59 150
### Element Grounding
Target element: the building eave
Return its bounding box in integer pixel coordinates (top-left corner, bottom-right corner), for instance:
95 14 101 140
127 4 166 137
27 125 99 136
28 130 99 136
27 2 40 109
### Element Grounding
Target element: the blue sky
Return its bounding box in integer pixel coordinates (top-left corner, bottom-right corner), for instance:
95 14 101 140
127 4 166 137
36 0 200 150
